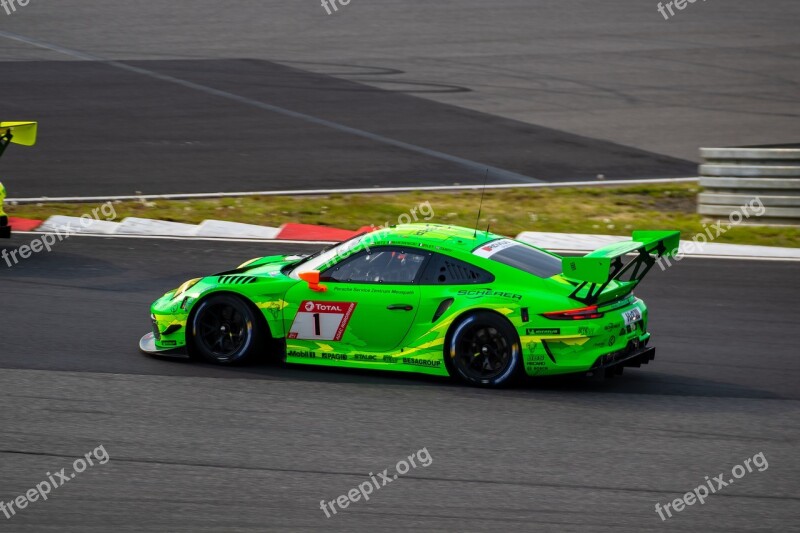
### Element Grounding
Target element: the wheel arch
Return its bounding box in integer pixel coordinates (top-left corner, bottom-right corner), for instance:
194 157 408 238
185 289 276 361
442 308 521 377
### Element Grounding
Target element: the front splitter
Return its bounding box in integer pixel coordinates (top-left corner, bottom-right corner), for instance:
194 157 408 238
139 332 189 358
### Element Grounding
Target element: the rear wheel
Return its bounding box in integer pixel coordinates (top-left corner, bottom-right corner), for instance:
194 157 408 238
190 294 263 364
448 312 521 387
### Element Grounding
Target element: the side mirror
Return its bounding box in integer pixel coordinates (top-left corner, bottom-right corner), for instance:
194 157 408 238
299 270 327 292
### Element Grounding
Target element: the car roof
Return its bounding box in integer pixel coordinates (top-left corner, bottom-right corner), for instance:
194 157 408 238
365 224 504 255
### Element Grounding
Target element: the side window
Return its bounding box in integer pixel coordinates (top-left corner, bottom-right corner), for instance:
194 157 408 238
419 253 495 285
321 247 429 284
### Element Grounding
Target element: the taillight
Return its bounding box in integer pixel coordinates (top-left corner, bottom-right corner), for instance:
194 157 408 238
542 305 604 320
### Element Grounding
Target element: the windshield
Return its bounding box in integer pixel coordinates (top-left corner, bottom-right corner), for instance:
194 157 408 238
473 239 562 278
288 233 373 279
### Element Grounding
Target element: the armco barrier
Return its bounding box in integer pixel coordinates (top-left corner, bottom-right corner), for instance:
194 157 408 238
698 147 800 225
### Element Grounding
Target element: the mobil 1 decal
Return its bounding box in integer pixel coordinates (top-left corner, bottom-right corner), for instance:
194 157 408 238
288 300 357 341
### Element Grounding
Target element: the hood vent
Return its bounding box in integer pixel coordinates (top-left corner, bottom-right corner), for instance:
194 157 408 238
217 275 258 285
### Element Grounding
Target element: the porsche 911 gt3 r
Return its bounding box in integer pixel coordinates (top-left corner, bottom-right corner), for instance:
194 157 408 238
140 224 679 387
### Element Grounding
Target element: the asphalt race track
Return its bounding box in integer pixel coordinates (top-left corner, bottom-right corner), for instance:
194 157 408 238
1 0 799 531
2 58 694 198
0 235 798 531
3 0 800 196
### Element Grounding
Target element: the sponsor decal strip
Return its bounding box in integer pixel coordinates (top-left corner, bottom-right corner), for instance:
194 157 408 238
335 302 356 342
527 328 560 335
458 288 522 301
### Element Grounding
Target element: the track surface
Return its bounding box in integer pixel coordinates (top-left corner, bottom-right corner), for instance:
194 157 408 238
2 1 798 163
1 235 798 531
1 58 694 197
3 0 800 195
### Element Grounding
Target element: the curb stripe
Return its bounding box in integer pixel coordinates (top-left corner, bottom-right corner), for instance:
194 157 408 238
9 216 798 261
7 217 43 232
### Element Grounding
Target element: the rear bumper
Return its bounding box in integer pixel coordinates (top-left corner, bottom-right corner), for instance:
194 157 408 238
589 342 655 377
0 216 10 239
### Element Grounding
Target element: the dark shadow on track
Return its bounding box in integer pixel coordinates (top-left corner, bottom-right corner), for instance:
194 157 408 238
138 352 783 400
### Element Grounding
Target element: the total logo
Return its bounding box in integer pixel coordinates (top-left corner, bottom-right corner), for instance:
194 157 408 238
303 301 345 313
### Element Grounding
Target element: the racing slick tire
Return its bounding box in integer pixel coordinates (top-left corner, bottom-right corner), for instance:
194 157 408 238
189 293 264 365
447 311 522 387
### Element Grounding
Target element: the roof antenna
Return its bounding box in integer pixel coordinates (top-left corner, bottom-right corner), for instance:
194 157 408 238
474 169 489 238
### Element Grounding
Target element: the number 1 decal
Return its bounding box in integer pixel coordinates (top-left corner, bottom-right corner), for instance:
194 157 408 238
288 301 357 341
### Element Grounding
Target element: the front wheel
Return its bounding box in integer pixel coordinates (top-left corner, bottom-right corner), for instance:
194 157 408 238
448 312 521 387
190 294 262 364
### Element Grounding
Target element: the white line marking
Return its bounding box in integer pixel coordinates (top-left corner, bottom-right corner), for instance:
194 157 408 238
7 177 700 204
0 29 542 185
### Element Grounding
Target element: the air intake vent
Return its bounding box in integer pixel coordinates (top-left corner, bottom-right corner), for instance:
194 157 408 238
419 255 495 285
217 275 258 285
443 260 485 283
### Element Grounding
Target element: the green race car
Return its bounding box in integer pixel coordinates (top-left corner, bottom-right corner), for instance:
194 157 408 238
0 121 38 238
140 224 679 387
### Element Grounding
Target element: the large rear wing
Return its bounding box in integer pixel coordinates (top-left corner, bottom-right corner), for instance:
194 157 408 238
0 121 38 159
562 230 680 304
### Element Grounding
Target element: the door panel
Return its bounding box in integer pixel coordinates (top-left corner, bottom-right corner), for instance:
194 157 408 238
284 283 420 352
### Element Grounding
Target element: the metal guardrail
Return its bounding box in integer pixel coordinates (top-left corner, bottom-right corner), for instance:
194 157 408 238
698 147 800 225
